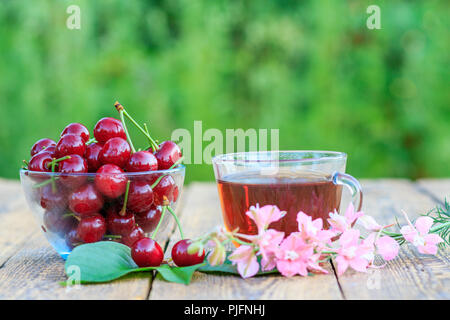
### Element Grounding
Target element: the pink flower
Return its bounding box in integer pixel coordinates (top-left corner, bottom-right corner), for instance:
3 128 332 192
275 233 314 277
228 245 260 278
376 236 399 261
357 215 383 232
327 203 364 234
246 205 286 234
400 215 443 255
297 211 334 249
335 229 371 275
257 229 284 271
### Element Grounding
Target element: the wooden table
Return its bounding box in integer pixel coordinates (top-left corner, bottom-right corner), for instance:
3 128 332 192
0 178 449 300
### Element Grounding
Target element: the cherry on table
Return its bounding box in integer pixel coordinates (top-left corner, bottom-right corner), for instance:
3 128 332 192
28 151 53 172
106 207 136 236
55 134 86 158
57 154 88 189
154 141 182 170
121 225 144 247
77 213 106 243
94 164 128 198
99 137 131 168
61 123 90 143
93 117 126 144
30 138 56 157
126 179 154 213
68 183 104 216
171 239 205 267
131 237 164 267
135 205 162 233
85 142 103 172
126 151 158 172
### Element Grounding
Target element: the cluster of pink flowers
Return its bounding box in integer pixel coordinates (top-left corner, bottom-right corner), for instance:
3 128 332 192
198 204 444 279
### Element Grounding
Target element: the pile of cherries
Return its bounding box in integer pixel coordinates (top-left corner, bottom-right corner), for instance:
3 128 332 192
25 102 205 268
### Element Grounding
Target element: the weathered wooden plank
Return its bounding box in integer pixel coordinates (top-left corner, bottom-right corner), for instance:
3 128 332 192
0 179 40 267
0 230 152 300
0 179 189 299
416 179 450 204
149 183 343 300
333 179 450 300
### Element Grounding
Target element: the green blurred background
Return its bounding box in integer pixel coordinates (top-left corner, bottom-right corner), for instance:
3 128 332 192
0 0 448 183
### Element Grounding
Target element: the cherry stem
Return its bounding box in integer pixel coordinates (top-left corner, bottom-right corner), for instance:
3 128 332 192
86 138 97 145
30 156 71 190
114 101 160 151
33 177 60 188
63 212 81 222
143 123 159 151
45 155 71 169
103 234 122 239
119 180 131 216
166 205 184 240
50 160 57 193
118 109 136 153
151 206 167 240
150 157 184 189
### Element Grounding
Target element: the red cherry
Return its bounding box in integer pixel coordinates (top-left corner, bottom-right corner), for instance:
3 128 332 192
100 137 131 168
29 151 53 172
85 142 103 172
154 141 182 170
106 208 136 236
126 151 158 172
55 134 86 158
40 183 67 212
61 123 90 142
57 154 88 189
65 226 81 249
42 145 56 157
171 239 205 267
68 183 104 216
121 226 144 247
77 213 106 243
131 237 164 267
126 180 154 213
31 138 56 157
150 175 176 205
43 210 76 236
93 117 126 144
135 205 162 233
94 164 128 198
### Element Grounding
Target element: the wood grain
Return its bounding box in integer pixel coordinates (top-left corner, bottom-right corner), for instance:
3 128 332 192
149 183 343 300
416 179 450 204
333 179 450 300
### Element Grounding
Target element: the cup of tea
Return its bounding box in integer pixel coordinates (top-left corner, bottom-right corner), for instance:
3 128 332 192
212 151 362 236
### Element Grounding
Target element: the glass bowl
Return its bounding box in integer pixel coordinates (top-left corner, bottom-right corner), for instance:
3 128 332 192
19 165 185 259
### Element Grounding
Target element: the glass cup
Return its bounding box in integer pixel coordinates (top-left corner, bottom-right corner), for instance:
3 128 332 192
212 151 362 236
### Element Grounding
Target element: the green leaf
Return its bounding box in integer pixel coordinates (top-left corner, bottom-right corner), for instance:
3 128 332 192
65 241 140 283
64 241 206 285
154 263 205 285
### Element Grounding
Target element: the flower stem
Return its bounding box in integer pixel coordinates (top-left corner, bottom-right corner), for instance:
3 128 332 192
151 206 167 240
166 206 184 240
119 180 131 216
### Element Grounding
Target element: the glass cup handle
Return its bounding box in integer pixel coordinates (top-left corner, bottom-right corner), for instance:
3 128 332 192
332 172 363 211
